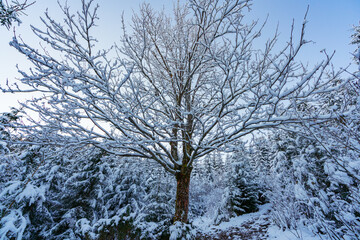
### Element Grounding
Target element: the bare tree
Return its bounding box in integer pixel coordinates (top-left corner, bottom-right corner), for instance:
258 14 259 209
3 0 348 223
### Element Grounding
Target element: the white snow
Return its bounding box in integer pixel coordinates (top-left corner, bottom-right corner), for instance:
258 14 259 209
16 183 46 206
0 210 27 240
193 204 327 239
193 204 271 235
76 218 96 239
267 225 322 240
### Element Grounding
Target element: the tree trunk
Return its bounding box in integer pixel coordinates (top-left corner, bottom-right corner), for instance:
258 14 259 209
173 167 192 223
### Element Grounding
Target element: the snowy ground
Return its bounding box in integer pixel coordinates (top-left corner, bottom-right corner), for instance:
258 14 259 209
193 204 323 240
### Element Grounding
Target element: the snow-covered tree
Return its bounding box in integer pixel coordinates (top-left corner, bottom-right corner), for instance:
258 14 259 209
0 0 33 29
1 143 154 239
214 144 261 224
249 135 274 188
3 0 350 223
136 164 175 239
260 125 360 239
351 22 360 91
265 131 321 232
352 23 360 57
228 154 260 215
0 109 20 154
295 61 360 238
0 143 48 240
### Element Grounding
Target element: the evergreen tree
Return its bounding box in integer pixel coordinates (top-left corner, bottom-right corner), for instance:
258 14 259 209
214 144 261 224
263 127 360 239
1 141 152 239
228 157 260 215
136 163 174 239
0 144 49 240
352 23 360 59
0 109 20 154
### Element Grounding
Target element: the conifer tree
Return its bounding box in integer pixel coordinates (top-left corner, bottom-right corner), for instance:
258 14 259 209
228 155 260 215
137 164 174 239
352 23 360 58
214 144 261 224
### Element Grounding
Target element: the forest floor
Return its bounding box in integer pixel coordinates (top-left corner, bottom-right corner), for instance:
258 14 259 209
193 204 322 240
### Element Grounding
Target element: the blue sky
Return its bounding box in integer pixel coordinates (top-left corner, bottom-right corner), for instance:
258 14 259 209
0 0 359 112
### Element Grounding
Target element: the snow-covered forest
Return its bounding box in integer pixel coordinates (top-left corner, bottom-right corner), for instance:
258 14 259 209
0 0 360 239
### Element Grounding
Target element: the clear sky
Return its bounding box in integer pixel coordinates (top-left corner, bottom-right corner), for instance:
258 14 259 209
0 0 359 113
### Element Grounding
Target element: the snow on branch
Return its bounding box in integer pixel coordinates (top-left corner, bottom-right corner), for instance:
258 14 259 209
0 0 34 29
4 0 351 175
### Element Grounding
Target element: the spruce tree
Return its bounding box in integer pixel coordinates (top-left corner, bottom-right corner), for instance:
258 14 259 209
228 148 260 216
214 144 261 224
137 163 174 239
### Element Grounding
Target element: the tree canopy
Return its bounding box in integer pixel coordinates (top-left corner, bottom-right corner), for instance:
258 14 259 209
3 0 352 224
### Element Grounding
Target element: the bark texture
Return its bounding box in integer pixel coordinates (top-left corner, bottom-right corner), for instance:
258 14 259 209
174 167 192 223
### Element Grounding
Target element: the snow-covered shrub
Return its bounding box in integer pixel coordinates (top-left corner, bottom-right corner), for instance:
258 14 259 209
0 110 19 155
189 152 227 221
169 221 197 240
